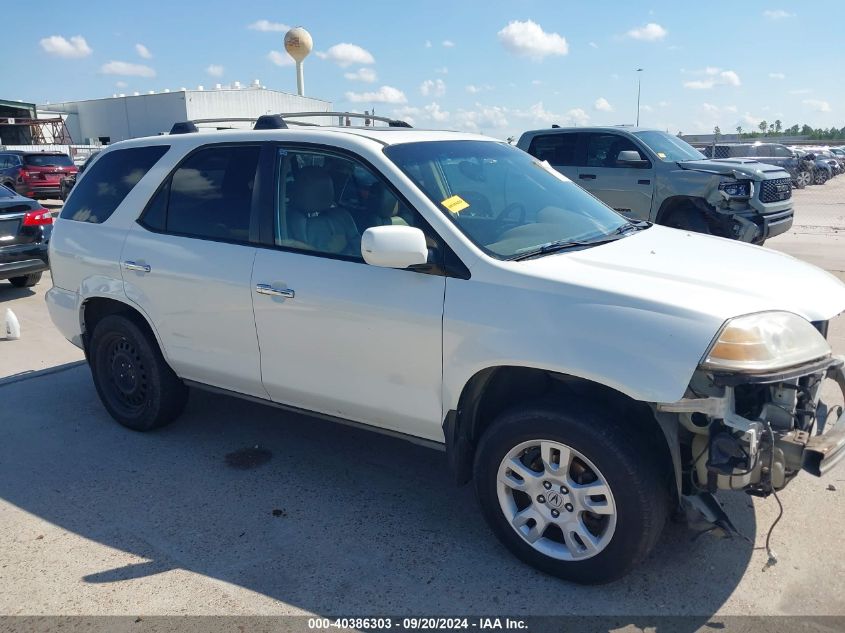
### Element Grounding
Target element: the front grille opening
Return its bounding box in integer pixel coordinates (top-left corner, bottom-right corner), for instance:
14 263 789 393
759 178 792 203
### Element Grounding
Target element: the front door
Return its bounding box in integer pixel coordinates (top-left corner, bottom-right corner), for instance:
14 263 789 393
577 133 655 221
251 146 446 441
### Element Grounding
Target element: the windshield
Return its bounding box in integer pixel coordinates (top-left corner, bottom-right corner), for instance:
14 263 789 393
632 131 704 162
24 154 74 167
384 140 629 260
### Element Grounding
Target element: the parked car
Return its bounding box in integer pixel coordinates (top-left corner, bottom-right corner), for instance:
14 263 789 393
46 118 845 584
0 150 78 200
699 142 814 189
60 151 100 200
0 184 52 287
516 127 793 244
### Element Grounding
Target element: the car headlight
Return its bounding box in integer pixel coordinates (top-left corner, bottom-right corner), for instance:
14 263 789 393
701 311 831 373
718 179 752 198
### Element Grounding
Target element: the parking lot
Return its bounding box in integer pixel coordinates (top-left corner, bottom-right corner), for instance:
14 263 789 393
1 180 844 621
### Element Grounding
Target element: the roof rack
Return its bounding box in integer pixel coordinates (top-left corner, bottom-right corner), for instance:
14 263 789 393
168 111 412 135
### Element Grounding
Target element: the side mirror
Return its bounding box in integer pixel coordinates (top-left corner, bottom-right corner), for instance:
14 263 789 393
616 150 649 168
361 225 429 269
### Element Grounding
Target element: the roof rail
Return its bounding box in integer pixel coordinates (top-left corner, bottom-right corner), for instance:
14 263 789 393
167 111 412 135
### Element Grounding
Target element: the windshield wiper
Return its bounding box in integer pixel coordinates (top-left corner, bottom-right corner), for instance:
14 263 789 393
508 235 622 261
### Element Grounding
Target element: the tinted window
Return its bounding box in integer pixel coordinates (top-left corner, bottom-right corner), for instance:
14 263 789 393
527 134 580 166
585 134 642 167
165 145 260 241
770 145 793 157
60 145 169 224
632 131 703 161
0 185 15 198
24 154 74 167
275 149 422 260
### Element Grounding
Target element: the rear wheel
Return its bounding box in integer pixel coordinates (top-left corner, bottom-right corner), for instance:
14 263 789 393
89 314 188 431
814 170 829 185
8 272 42 288
473 400 669 584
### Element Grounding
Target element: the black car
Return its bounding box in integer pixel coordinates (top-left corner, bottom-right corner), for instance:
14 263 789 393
700 142 814 188
0 184 52 288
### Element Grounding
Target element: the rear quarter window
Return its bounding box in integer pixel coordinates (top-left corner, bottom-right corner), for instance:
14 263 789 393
60 145 169 224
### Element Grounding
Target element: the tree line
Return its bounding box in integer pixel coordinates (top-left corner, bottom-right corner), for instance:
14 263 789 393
709 120 845 140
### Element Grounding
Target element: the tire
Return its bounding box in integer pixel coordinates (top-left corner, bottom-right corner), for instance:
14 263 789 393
814 170 828 185
8 272 42 288
659 206 710 235
795 170 812 189
88 314 188 431
473 400 669 584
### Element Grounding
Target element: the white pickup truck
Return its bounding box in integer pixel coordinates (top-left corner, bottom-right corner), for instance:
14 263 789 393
46 116 845 584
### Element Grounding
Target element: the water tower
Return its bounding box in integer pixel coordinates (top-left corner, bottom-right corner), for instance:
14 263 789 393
284 27 313 96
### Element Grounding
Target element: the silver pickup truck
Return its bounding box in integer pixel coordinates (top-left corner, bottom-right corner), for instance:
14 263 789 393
517 127 794 244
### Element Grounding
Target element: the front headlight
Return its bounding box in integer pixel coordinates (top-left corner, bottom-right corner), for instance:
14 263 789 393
718 179 752 198
701 311 831 373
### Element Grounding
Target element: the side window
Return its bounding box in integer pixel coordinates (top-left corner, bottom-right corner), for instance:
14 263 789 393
526 134 579 166
275 149 420 260
161 145 260 241
60 145 169 223
771 145 792 157
584 134 641 168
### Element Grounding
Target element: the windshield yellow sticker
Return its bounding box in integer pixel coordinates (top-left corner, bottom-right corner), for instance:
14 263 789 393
441 195 470 213
657 152 667 159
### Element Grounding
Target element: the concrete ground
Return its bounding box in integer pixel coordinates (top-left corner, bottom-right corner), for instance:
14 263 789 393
0 182 844 622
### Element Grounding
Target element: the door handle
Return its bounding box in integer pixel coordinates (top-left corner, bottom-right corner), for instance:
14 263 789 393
123 261 151 273
255 283 295 299
638 179 651 185
579 174 597 180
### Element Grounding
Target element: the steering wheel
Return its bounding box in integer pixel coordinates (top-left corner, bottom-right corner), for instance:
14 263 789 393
497 202 526 223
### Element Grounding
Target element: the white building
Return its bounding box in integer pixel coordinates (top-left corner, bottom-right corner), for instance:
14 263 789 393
39 85 331 144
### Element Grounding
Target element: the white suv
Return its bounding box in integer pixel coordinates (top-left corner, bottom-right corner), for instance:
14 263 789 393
46 116 845 584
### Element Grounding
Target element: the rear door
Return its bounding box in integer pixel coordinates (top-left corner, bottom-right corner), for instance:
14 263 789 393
577 133 654 220
524 132 581 180
121 143 265 398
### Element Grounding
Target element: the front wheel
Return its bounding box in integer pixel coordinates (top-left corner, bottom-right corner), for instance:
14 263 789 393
89 314 188 431
8 272 42 288
473 401 669 584
795 170 812 189
659 206 710 235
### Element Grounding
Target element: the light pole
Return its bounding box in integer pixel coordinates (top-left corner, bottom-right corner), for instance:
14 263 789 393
636 68 643 126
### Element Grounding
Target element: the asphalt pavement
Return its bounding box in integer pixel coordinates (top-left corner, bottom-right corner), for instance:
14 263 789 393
1 182 844 623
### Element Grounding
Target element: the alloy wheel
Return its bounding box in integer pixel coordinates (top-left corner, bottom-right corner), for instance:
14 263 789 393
496 439 617 561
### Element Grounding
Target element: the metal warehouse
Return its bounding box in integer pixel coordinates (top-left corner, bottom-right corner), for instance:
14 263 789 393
39 85 331 144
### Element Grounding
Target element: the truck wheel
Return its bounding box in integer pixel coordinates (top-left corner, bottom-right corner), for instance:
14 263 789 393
659 206 710 235
88 314 188 431
473 400 669 584
8 273 42 288
795 170 812 189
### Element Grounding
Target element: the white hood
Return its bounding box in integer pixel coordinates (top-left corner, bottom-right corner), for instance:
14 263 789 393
518 225 845 324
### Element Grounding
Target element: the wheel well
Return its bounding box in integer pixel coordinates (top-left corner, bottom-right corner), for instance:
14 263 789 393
655 196 705 224
445 366 676 497
81 297 155 352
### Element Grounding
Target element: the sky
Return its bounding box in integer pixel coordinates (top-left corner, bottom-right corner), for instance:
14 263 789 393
3 0 843 140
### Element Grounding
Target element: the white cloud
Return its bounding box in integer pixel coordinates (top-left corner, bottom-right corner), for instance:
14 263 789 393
768 72 786 79
658 101 670 107
344 67 377 83
39 35 92 58
763 9 794 19
465 84 492 94
683 67 741 89
316 43 375 67
531 80 543 86
424 102 450 122
420 79 446 97
435 66 449 75
565 108 590 126
454 105 510 133
267 51 294 67
442 40 455 48
345 85 407 104
789 88 812 95
101 61 156 78
115 81 128 88
803 99 831 112
248 19 290 32
135 43 152 59
589 41 598 49
512 102 589 127
594 97 613 112
206 64 224 77
497 20 568 60
626 23 667 41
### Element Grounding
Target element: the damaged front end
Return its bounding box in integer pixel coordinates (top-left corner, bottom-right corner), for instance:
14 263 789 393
657 314 845 536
